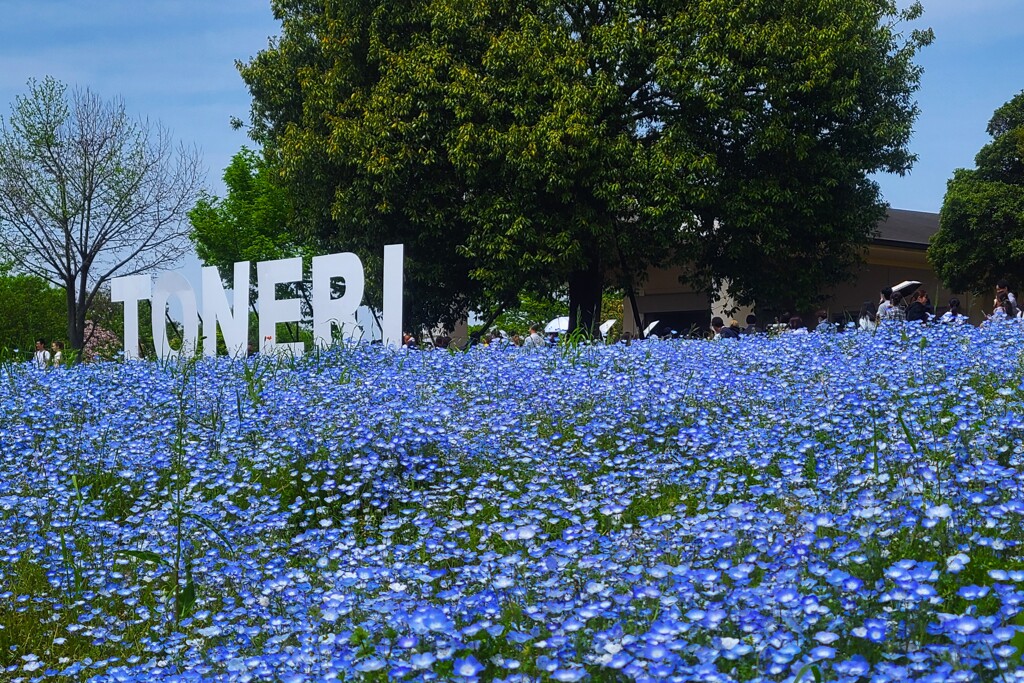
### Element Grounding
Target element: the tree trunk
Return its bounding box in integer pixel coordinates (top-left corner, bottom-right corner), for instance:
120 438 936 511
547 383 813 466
616 246 644 334
567 247 602 337
66 283 85 355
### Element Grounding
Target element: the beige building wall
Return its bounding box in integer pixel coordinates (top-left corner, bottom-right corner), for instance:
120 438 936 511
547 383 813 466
824 245 981 323
623 243 981 336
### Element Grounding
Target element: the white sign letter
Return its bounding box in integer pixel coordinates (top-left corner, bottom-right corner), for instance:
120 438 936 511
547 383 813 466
203 262 250 358
111 275 151 361
381 244 404 348
312 252 364 348
151 272 199 359
257 257 304 357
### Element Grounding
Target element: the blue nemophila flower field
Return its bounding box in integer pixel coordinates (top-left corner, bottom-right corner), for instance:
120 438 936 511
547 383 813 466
3 323 1024 682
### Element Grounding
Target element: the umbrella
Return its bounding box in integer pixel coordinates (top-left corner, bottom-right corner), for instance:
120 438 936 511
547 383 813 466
544 316 569 334
599 319 617 336
891 280 921 296
642 320 660 337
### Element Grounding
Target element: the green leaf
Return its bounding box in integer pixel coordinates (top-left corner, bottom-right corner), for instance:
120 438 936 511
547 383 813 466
176 560 197 622
183 511 236 558
794 663 823 683
1009 612 1024 667
115 549 171 568
896 411 918 452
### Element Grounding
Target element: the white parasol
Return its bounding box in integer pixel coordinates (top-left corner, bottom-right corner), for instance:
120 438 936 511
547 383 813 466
544 316 569 334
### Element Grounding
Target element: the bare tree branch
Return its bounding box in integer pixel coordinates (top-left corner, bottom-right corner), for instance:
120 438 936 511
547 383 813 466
0 77 204 353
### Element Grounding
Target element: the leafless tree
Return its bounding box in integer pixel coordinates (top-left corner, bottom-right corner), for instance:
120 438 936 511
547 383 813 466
0 76 203 353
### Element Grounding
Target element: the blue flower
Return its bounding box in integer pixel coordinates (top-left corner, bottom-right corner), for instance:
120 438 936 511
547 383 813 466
453 655 485 677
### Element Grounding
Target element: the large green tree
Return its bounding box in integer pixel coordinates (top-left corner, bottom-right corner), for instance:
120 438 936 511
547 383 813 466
0 77 203 353
929 90 1024 295
240 0 931 331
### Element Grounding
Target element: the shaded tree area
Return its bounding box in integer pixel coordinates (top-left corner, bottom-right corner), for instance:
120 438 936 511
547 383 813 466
0 264 66 358
676 2 931 313
239 0 931 332
929 90 1024 295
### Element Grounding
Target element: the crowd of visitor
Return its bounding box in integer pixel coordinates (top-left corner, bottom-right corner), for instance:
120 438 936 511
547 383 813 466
29 339 64 368
709 280 1014 339
393 280 1024 348
20 281 1024 363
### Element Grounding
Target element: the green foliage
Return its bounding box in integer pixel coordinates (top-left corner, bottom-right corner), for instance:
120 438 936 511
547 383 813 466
673 0 932 312
0 265 67 358
239 0 930 331
929 90 1024 295
491 291 568 336
189 147 300 282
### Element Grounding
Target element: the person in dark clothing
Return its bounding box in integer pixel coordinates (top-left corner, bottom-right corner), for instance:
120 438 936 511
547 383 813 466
905 289 930 323
711 316 740 339
742 314 759 335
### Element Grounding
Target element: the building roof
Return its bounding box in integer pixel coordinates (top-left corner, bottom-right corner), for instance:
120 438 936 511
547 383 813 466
875 209 939 249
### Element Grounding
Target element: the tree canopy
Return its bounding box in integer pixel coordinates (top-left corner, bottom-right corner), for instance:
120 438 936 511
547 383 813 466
0 77 203 353
240 0 931 330
929 90 1024 295
189 147 297 279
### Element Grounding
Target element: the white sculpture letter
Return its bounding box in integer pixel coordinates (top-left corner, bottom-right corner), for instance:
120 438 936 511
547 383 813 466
151 272 199 359
382 244 404 348
111 275 152 361
312 252 364 347
202 262 250 358
257 257 304 357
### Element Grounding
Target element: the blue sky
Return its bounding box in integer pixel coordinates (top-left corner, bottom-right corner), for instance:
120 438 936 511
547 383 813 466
0 0 278 199
0 0 1022 213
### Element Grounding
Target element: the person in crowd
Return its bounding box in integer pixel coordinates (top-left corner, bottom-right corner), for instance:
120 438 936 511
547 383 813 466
742 314 760 336
402 332 418 348
50 341 64 366
711 316 739 339
995 280 1018 314
985 293 1015 324
1001 293 1017 319
923 291 935 319
525 324 546 348
877 287 895 320
905 289 931 323
939 298 967 324
510 334 523 347
886 291 907 322
788 316 807 334
33 339 51 368
814 310 833 333
767 312 791 334
859 301 878 331
434 335 452 349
